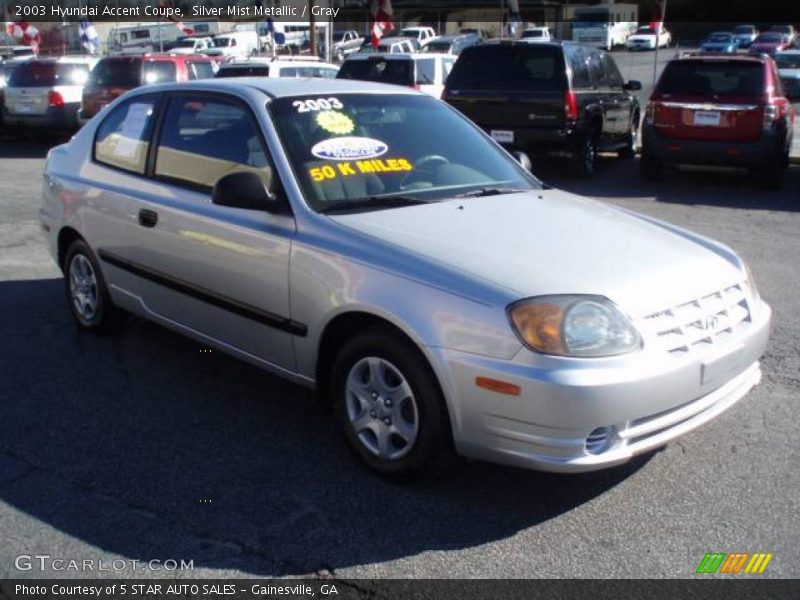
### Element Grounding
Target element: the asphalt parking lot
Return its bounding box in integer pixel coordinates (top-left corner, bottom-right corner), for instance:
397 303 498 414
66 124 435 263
1 50 799 580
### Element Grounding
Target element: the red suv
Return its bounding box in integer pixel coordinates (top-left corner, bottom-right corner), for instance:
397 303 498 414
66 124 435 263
641 54 795 189
79 54 217 125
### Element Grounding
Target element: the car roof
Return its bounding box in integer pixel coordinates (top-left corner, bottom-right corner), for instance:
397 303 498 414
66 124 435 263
24 55 94 64
344 52 450 61
220 60 337 69
676 53 767 63
137 77 421 99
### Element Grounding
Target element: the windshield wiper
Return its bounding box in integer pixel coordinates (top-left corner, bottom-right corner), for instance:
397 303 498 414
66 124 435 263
454 187 531 198
319 195 431 214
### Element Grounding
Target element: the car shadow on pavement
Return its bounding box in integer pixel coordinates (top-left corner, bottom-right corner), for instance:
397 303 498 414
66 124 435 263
0 137 56 159
0 277 652 576
536 156 800 213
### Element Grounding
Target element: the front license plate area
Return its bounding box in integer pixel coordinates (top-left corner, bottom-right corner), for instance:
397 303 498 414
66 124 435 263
702 343 746 385
491 130 514 143
693 110 721 127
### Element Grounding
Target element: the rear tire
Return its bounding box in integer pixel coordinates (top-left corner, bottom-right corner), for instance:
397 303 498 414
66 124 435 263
754 162 784 191
331 327 456 481
571 130 598 178
63 239 124 334
640 153 662 181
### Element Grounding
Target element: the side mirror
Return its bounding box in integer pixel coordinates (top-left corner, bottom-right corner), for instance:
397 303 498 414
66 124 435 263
212 171 277 211
512 151 533 172
624 80 642 91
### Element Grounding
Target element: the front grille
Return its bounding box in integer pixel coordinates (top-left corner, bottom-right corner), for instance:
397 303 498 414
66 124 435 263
640 283 751 355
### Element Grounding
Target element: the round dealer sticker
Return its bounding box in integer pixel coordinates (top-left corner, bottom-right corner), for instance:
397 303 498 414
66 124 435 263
311 137 388 161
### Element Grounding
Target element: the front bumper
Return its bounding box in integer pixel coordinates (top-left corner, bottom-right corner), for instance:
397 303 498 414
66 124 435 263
3 102 80 129
642 124 787 168
434 299 771 473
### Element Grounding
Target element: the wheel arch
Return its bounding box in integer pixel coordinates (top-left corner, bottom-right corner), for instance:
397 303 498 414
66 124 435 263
314 310 454 424
57 226 85 272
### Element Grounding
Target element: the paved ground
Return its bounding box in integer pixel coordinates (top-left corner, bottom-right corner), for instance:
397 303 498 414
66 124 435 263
0 50 799 580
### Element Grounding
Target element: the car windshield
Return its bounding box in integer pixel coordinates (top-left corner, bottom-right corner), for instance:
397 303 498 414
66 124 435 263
88 58 141 87
8 62 89 87
658 61 764 97
756 33 782 42
269 93 539 212
446 45 567 91
333 33 346 42
707 33 732 42
213 38 232 47
776 54 800 69
422 41 451 52
636 27 654 34
174 39 197 47
522 30 544 38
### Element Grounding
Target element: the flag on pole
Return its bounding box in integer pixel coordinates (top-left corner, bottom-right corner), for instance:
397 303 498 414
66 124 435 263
649 0 667 34
159 2 195 36
370 0 394 49
79 21 99 54
5 20 40 53
507 0 522 38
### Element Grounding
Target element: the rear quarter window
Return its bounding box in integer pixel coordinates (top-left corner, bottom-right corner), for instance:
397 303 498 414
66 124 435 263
94 97 159 174
446 45 567 91
415 58 436 84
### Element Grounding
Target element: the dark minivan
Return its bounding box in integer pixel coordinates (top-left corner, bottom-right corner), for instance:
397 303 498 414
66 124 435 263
444 41 642 177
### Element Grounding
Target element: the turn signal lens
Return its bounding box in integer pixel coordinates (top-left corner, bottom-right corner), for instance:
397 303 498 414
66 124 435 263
508 302 566 355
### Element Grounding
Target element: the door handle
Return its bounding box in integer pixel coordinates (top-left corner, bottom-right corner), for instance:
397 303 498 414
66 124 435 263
138 209 158 228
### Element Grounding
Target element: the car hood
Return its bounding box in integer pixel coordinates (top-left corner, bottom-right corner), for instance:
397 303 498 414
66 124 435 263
329 191 744 318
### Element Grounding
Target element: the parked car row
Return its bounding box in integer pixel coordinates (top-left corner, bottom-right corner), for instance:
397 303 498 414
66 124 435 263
698 24 799 55
439 41 796 189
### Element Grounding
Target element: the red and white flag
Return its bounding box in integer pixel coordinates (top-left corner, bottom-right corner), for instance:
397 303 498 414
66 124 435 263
370 0 394 49
649 0 667 34
159 2 195 36
5 20 40 53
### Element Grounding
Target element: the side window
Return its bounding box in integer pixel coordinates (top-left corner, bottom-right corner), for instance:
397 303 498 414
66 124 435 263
567 46 591 89
601 53 624 88
415 58 436 84
442 58 455 79
95 97 159 174
587 51 607 88
280 67 299 77
154 96 272 191
143 61 177 84
187 61 215 80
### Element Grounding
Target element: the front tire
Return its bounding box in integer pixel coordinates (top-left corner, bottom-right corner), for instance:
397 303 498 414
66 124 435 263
63 239 124 333
618 113 639 159
332 327 455 481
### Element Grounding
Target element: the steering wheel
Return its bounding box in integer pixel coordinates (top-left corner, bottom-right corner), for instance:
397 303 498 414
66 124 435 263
400 154 450 189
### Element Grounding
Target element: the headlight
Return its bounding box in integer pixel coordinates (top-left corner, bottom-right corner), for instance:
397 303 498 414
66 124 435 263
508 295 641 358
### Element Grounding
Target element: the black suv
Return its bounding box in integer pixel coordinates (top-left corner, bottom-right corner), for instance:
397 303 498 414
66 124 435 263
444 42 642 177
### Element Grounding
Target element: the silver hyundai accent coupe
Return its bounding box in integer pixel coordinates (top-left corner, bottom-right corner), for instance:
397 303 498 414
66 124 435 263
41 79 771 479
